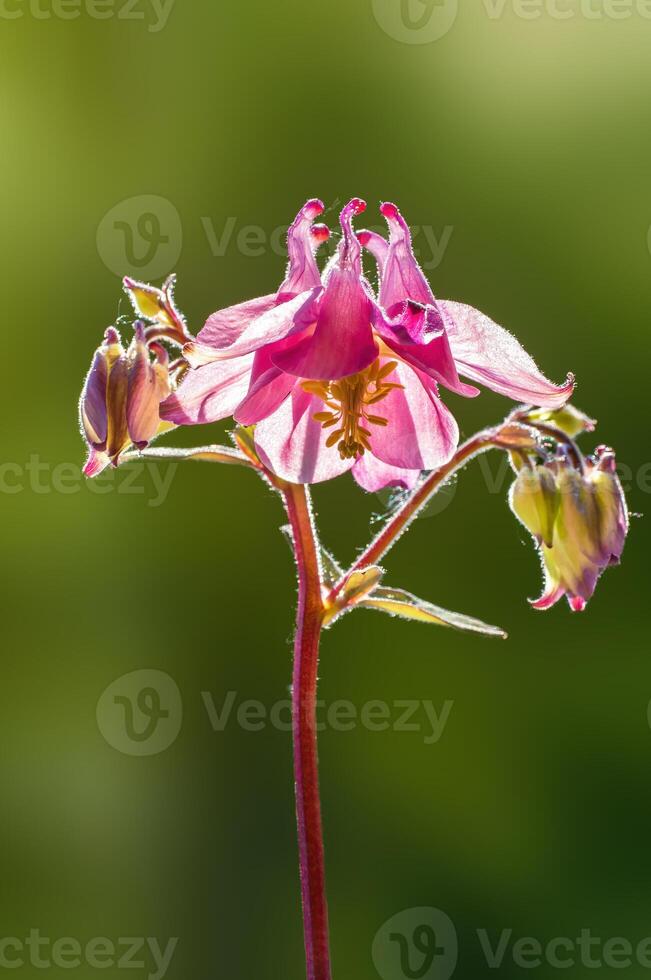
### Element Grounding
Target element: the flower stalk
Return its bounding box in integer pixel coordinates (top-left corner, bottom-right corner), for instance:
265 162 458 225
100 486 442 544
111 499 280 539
281 481 332 980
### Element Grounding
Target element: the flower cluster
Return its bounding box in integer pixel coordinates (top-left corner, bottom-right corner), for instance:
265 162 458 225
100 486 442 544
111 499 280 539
509 438 628 611
79 276 190 475
161 198 574 491
78 196 630 613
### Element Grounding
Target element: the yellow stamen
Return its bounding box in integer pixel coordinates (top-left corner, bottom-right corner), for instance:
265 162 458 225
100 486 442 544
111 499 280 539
302 359 403 460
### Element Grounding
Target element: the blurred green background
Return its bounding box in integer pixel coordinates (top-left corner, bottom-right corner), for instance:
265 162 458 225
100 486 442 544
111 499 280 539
1 0 650 977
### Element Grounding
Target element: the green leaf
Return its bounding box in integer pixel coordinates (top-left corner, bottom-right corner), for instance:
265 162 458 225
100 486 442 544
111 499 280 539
319 546 344 587
359 586 507 639
339 566 384 604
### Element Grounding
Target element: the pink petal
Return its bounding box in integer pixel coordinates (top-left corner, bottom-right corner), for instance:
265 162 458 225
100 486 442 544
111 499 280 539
439 301 575 409
160 354 254 425
357 229 389 276
530 584 566 611
126 328 170 449
194 288 322 366
197 293 277 350
277 198 329 299
364 361 459 471
378 202 435 309
254 387 355 485
272 200 378 380
83 448 110 478
80 347 109 450
352 453 420 493
375 301 479 398
234 349 297 425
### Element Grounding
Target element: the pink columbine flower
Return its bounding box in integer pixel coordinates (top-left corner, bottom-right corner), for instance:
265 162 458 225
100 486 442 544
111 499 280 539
162 198 574 490
79 322 171 476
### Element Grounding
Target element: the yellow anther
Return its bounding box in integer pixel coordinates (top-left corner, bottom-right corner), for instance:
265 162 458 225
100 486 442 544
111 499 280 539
302 359 403 460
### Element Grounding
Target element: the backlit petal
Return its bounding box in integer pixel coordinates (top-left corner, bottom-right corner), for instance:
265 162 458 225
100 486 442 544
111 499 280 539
364 361 459 471
160 354 254 425
272 200 378 380
439 300 575 409
352 454 420 493
254 387 355 484
277 199 329 299
378 202 435 309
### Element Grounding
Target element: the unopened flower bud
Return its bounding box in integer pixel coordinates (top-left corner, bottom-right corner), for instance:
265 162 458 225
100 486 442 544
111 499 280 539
123 274 189 344
509 448 629 612
524 404 597 438
79 323 172 476
587 447 629 566
126 324 171 450
509 464 559 548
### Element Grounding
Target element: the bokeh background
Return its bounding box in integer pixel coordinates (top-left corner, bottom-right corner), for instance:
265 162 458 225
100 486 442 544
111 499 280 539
1 1 650 977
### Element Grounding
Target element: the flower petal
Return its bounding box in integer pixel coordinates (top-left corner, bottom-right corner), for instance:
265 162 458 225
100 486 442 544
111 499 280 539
439 300 575 409
197 293 277 352
160 354 254 425
254 387 355 484
234 348 297 425
80 347 109 450
357 229 389 276
364 361 459 471
126 329 170 449
82 448 110 478
352 453 420 492
190 288 321 366
272 199 378 380
375 301 479 398
277 198 329 299
378 202 435 309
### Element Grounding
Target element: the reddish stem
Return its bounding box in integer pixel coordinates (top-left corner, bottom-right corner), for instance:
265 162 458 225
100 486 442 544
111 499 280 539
329 432 496 603
282 482 332 980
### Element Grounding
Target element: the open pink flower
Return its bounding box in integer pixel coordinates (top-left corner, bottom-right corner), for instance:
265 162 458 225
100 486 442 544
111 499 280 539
162 198 574 491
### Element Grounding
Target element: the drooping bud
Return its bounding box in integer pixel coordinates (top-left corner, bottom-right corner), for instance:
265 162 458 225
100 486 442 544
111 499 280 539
80 326 128 459
126 324 171 450
79 323 173 476
509 463 559 548
509 446 630 612
587 447 629 566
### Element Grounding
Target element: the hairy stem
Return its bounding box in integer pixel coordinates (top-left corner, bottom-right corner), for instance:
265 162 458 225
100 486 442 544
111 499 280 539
282 482 331 980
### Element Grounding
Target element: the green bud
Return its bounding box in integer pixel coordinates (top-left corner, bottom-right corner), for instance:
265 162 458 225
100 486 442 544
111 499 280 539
509 465 559 548
525 404 596 438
